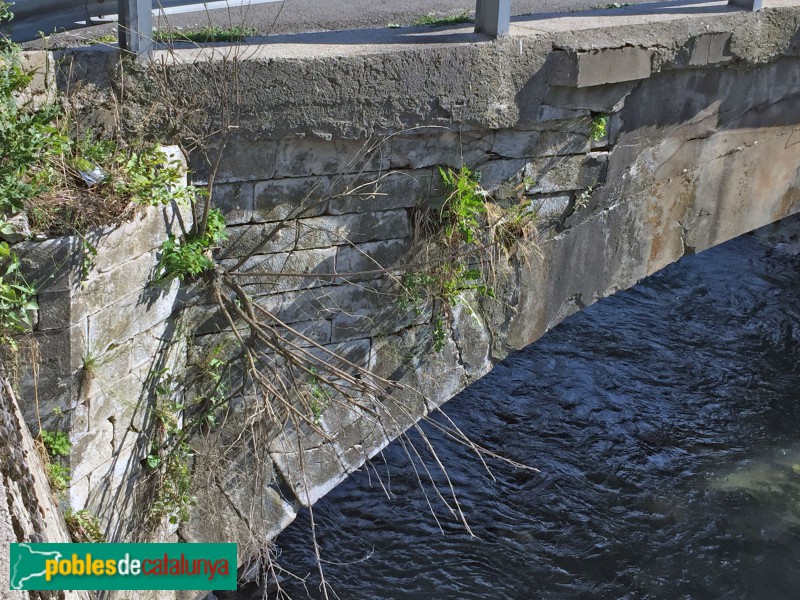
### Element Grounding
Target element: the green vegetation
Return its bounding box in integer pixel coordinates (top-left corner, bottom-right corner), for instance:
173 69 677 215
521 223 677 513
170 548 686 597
144 348 234 527
65 509 105 543
154 26 255 44
590 114 609 142
1 2 197 237
39 429 71 496
87 33 117 46
41 429 71 457
150 440 194 526
413 11 472 27
0 242 37 348
145 368 197 526
156 207 227 281
438 165 487 245
0 35 66 219
307 367 330 426
402 165 541 351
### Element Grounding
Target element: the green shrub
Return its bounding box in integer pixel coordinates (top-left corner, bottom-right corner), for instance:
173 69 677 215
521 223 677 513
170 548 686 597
40 429 71 456
39 429 72 496
438 165 487 245
157 208 227 281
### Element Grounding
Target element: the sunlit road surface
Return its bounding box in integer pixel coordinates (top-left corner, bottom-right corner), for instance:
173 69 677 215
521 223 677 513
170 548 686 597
18 0 662 47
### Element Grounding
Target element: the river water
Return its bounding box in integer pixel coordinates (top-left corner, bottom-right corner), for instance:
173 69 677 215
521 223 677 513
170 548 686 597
266 216 800 600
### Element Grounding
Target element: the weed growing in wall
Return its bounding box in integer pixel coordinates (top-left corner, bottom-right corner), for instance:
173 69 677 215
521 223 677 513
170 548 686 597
65 509 106 543
145 368 197 526
401 164 539 350
0 242 36 348
38 429 71 496
590 114 609 142
156 207 227 281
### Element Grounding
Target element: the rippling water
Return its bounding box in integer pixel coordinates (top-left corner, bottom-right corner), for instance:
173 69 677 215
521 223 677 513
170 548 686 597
265 216 800 600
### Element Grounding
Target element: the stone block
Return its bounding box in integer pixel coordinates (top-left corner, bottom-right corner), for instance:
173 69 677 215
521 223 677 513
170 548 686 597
274 138 389 179
86 203 191 274
688 33 733 67
253 279 390 326
327 169 433 215
216 223 298 260
190 131 277 184
70 421 114 508
330 413 390 475
34 322 86 378
182 435 297 546
390 129 493 170
309 339 372 372
253 176 330 223
269 435 347 506
16 324 86 429
273 319 333 347
87 279 182 352
210 181 254 225
35 249 159 332
366 332 437 436
544 81 637 113
491 128 590 159
182 303 232 336
335 239 413 280
531 105 592 124
88 370 152 442
450 300 492 381
220 248 336 294
127 320 179 371
470 159 526 196
18 51 56 109
526 152 608 194
15 235 83 294
331 305 429 344
532 193 573 221
550 47 654 88
296 210 411 249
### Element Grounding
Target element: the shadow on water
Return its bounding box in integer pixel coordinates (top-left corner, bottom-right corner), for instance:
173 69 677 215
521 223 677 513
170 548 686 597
237 214 800 599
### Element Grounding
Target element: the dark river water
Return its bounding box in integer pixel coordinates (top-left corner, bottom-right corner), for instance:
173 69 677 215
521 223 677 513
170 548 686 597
264 216 800 600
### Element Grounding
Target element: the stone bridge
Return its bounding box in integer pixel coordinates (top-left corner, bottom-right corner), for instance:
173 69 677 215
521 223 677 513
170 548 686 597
7 0 800 590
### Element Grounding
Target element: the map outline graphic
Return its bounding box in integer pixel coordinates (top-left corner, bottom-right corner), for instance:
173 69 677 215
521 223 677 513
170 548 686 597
9 543 62 590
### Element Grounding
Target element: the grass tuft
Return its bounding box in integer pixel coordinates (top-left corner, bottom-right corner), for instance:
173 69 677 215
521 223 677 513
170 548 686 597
154 26 255 44
412 11 472 27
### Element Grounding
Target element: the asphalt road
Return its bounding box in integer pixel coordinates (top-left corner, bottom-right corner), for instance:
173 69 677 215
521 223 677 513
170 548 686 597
16 0 660 48
155 0 655 35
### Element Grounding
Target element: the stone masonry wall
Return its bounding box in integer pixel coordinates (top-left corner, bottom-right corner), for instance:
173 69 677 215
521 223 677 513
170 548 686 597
12 193 192 544
167 16 800 564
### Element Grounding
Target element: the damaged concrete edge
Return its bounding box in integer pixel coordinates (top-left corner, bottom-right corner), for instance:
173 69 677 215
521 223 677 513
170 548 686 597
42 5 800 141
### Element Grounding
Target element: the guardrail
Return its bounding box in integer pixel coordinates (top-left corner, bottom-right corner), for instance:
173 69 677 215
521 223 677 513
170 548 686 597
2 0 762 57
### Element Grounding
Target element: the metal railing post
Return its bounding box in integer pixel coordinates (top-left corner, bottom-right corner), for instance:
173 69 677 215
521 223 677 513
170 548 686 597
727 0 762 10
118 0 153 57
475 0 511 38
